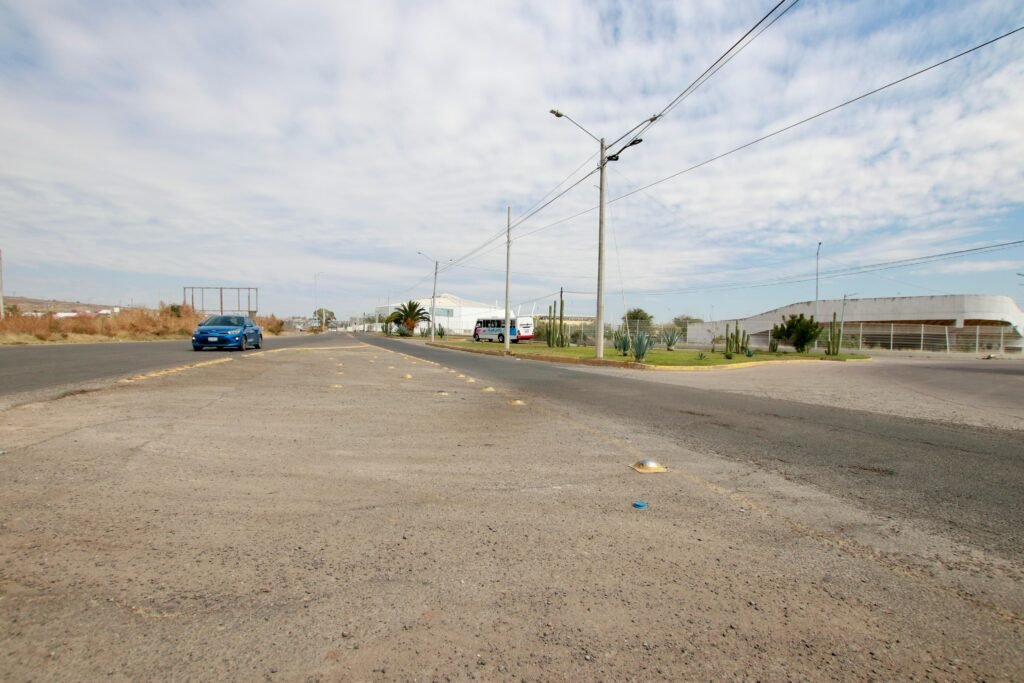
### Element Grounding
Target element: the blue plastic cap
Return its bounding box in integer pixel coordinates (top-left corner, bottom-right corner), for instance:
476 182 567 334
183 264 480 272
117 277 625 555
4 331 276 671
632 500 648 510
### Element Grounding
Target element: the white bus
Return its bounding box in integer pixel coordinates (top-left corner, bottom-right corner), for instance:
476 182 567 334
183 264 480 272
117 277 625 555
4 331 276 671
473 316 535 343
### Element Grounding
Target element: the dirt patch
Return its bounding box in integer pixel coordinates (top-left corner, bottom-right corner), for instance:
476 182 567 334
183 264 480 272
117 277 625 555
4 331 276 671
0 340 1019 680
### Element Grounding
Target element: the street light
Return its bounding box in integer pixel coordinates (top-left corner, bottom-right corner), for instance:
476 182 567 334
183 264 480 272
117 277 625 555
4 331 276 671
814 242 822 349
417 251 450 343
550 109 654 359
313 271 325 330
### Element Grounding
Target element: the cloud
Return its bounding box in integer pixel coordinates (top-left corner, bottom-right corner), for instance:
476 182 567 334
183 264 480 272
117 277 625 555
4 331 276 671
934 259 1024 274
1 0 1022 318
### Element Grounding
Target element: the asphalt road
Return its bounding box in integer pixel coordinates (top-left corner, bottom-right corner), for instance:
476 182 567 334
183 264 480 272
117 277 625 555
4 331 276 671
0 332 338 398
364 335 1024 561
3 332 1021 560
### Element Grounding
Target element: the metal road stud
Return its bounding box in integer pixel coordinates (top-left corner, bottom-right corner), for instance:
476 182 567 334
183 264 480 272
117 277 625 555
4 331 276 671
509 399 526 406
466 378 476 383
403 373 413 379
630 459 668 473
435 391 448 396
388 365 396 369
482 387 496 392
457 374 465 378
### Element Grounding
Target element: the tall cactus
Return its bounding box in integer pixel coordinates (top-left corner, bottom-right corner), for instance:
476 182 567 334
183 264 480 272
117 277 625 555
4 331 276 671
557 289 566 347
546 302 555 347
826 311 840 355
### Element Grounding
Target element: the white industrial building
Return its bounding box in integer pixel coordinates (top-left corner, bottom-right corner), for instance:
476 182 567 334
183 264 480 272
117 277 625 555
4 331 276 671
370 293 516 335
692 294 1023 353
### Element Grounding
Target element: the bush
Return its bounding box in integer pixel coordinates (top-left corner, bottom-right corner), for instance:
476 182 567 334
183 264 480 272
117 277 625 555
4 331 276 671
771 314 821 353
258 315 285 336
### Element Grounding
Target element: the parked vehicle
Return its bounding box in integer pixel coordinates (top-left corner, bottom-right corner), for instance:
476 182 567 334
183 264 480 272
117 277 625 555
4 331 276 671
192 315 262 351
473 318 519 343
516 316 535 341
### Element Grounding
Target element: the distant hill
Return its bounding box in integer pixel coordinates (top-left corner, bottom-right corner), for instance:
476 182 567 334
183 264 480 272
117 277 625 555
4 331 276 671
4 296 119 314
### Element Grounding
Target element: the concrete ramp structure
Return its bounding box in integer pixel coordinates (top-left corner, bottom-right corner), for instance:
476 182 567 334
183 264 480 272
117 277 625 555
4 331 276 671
696 294 1024 354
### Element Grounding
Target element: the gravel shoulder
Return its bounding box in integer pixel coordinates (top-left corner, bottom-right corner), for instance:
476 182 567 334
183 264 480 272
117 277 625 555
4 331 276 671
0 338 1020 680
576 354 1024 431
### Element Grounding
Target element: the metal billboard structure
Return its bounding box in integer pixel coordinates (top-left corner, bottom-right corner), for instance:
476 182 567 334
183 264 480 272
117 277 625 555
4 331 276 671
183 287 259 316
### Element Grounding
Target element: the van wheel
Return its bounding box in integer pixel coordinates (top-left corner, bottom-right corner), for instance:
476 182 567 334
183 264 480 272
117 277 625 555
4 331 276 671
473 334 479 342
498 334 505 343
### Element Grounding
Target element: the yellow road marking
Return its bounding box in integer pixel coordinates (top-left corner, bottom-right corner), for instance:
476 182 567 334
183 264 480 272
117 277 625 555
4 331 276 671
118 358 233 383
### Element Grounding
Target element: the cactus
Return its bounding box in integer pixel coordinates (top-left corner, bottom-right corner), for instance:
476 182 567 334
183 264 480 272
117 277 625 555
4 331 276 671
546 303 555 347
660 327 681 351
558 291 566 347
725 322 749 354
613 330 630 356
826 311 840 355
631 331 654 362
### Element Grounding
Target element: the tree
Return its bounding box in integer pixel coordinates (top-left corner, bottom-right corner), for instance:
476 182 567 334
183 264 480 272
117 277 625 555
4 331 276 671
382 311 401 336
672 313 703 327
393 300 430 334
672 313 703 342
622 308 653 335
312 308 336 325
771 314 821 353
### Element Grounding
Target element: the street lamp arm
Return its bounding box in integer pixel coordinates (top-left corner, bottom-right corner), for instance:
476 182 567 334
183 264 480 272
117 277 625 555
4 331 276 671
608 114 659 150
549 109 600 143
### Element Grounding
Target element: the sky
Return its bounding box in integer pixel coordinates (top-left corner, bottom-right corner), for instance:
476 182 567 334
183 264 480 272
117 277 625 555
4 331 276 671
1 0 1023 322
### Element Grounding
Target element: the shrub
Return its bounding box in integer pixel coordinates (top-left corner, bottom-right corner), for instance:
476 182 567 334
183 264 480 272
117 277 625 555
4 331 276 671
437 324 446 339
771 314 821 353
660 327 681 351
258 315 285 336
613 330 630 356
631 331 654 362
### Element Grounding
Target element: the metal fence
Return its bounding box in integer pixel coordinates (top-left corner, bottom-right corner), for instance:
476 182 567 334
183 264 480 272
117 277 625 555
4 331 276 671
528 320 1020 354
749 323 1020 354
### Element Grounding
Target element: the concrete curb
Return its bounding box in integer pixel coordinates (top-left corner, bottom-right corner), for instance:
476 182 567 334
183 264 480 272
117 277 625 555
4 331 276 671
425 342 869 371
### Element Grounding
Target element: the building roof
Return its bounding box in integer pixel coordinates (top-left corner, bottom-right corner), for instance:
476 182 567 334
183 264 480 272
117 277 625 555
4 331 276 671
736 294 1023 332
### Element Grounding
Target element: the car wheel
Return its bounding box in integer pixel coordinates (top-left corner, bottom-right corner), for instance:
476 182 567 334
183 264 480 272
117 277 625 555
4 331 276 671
473 334 479 342
255 334 262 349
498 334 505 343
239 336 247 352
193 345 202 352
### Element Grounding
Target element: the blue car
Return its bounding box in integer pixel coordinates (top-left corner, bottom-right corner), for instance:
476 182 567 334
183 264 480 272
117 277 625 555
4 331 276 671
192 315 262 352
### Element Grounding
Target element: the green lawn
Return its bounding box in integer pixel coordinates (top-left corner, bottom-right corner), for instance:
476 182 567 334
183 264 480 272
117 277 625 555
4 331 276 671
434 339 868 366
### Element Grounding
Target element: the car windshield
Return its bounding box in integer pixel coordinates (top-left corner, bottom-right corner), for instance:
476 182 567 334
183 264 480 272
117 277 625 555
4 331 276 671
204 316 244 326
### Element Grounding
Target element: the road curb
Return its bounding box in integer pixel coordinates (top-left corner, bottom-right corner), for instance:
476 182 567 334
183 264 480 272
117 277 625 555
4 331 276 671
424 342 869 371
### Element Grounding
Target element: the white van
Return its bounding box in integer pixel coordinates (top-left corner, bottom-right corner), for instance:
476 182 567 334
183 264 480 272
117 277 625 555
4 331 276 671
516 316 535 341
473 318 519 343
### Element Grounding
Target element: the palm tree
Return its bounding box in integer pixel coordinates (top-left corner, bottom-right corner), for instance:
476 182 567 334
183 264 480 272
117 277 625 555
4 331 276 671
393 300 430 334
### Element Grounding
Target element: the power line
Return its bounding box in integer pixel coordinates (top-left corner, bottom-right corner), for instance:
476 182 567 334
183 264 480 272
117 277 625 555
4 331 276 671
611 24 1024 204
624 239 1024 296
496 2 801 253
609 0 802 157
510 24 1024 245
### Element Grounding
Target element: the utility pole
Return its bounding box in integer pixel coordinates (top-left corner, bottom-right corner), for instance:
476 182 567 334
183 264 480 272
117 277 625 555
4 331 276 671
503 205 512 354
839 292 857 353
595 137 607 358
814 241 822 349
429 259 438 343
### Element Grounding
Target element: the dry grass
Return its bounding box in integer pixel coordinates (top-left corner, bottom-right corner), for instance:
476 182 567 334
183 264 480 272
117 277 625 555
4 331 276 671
0 305 205 343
